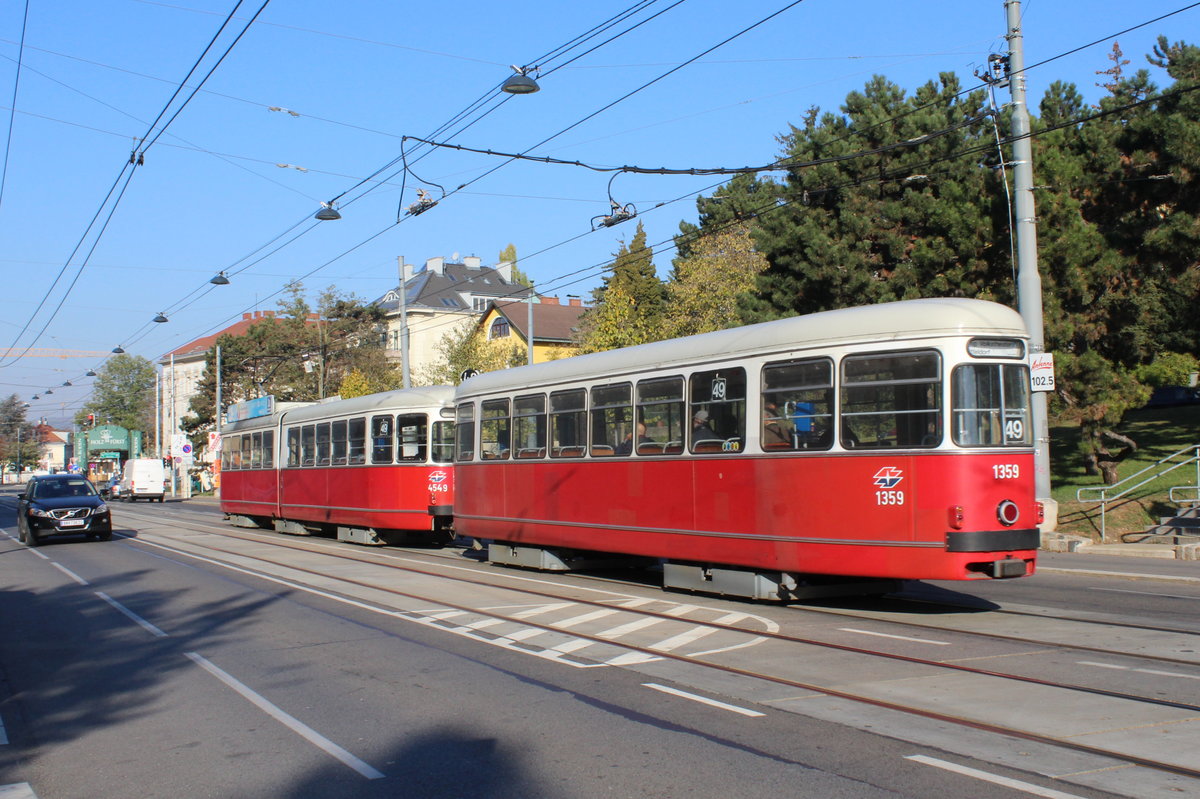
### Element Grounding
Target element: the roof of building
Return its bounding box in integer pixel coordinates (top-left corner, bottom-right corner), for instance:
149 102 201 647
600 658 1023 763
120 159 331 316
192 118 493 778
159 311 283 363
487 300 588 343
374 260 534 313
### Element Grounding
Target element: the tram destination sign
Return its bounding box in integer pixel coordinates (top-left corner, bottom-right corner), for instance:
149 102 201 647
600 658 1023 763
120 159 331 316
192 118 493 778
226 395 275 422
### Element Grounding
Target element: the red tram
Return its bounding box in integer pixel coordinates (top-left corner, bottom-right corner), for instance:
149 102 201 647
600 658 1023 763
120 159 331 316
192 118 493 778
219 387 456 545
452 298 1042 599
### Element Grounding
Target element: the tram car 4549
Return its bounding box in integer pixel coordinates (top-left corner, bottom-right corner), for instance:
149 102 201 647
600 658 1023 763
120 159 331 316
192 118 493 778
219 386 456 546
451 298 1043 601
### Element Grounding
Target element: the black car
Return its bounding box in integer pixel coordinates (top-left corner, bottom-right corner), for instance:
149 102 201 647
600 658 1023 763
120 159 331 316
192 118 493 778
17 474 112 545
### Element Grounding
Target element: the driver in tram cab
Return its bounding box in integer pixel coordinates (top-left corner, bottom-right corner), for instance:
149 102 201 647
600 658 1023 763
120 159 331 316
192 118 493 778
616 422 653 455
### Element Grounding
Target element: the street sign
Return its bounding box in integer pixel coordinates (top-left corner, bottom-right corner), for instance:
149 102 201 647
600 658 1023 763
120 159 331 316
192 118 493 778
1030 353 1055 393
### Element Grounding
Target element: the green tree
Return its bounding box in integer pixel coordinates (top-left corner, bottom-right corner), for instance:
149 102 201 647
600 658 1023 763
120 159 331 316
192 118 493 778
181 284 396 437
0 394 38 473
77 354 156 433
498 243 533 287
664 223 767 338
574 221 666 352
416 319 524 385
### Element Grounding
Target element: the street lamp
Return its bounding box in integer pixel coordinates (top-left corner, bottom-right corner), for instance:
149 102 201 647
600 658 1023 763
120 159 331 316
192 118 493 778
210 271 230 285
502 65 540 95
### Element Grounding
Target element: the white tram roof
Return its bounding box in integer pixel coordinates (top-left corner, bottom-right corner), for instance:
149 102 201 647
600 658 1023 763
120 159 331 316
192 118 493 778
221 385 455 432
456 298 1027 399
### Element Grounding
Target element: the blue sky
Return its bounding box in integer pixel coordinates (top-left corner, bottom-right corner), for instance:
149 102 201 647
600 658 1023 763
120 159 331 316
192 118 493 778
2 0 1196 425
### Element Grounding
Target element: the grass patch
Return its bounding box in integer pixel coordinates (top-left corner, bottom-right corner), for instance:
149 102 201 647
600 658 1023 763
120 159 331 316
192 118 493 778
1050 403 1200 541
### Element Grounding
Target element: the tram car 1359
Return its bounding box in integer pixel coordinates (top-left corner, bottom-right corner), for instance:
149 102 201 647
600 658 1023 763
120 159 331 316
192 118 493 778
452 298 1042 600
219 386 456 545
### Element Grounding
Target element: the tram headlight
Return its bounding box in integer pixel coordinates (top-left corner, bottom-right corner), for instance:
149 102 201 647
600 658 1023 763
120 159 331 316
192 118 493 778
996 499 1020 527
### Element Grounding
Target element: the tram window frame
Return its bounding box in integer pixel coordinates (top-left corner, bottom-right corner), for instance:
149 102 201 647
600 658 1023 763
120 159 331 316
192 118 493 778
512 394 547 459
480 399 511 460
220 438 231 470
549 389 587 458
250 431 263 469
761 358 834 452
951 363 1032 447
636 377 684 455
331 420 347 465
286 428 300 468
262 430 274 469
432 420 455 463
456 403 476 461
397 414 428 462
840 350 942 449
300 425 316 466
241 435 253 469
590 383 632 457
225 435 238 470
347 417 366 464
689 368 746 454
315 422 332 466
371 415 394 464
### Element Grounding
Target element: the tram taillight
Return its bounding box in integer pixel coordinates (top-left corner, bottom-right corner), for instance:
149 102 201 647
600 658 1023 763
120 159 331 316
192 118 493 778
947 505 965 530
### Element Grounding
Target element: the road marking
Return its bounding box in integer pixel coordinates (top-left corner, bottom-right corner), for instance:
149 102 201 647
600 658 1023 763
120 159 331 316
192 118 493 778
550 608 620 629
1089 586 1200 601
95 591 168 638
51 562 89 586
0 783 39 798
643 683 765 717
839 628 951 646
1077 660 1200 681
185 652 384 780
905 755 1088 798
649 626 718 652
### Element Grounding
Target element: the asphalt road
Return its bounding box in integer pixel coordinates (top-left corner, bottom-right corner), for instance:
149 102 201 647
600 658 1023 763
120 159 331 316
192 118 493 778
2 491 1194 799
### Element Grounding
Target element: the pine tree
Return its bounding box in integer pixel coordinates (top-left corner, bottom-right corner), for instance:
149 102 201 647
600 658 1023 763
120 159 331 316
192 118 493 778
574 221 666 352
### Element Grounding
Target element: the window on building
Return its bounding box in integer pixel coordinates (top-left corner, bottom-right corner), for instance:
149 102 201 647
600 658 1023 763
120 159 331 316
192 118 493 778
490 318 510 339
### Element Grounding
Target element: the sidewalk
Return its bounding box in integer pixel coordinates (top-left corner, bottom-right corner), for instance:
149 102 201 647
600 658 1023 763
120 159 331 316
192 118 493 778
1042 531 1200 561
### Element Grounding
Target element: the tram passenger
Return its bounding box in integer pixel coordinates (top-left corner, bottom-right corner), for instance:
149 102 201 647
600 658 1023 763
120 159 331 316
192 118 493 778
616 422 653 455
762 400 792 449
691 410 720 444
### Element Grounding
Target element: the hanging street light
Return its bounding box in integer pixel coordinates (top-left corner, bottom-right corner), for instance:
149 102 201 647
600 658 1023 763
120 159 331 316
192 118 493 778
502 65 540 95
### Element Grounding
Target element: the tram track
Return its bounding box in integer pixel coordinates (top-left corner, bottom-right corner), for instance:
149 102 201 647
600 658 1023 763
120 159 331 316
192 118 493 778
106 506 1200 784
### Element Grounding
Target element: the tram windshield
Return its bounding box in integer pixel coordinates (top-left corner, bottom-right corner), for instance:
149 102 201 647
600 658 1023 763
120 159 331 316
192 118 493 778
951 363 1032 447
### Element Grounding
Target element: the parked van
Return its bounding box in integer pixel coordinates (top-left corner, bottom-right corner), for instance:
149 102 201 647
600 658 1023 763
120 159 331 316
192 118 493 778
120 459 166 502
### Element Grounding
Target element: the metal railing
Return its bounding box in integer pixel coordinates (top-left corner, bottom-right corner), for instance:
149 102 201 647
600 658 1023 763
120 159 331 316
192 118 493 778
1075 444 1200 542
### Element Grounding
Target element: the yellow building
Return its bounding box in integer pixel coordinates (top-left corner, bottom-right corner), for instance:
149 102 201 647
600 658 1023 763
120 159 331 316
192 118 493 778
474 297 588 364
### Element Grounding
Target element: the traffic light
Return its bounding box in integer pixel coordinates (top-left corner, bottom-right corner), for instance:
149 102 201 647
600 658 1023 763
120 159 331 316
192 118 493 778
87 414 95 426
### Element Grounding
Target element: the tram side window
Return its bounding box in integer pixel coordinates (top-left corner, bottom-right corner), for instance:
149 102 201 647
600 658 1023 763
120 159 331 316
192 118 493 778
513 395 547 459
550 389 586 458
480 399 511 460
762 359 833 451
313 423 330 466
951 363 1032 447
689 368 746 453
841 351 941 449
347 417 366 464
241 435 253 469
250 432 263 469
301 425 316 466
226 435 239 469
371 415 394 464
397 414 428 462
286 428 300 467
331 420 347 465
636 377 684 455
432 420 455 463
590 383 632 457
262 430 274 469
455 403 475 461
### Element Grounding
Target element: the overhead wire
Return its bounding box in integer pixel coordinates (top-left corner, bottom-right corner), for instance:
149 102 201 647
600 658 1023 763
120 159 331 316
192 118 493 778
0 0 30 213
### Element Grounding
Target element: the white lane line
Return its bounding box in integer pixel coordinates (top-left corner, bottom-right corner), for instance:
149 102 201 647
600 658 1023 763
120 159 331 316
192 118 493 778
1089 587 1200 601
95 591 168 638
643 683 764 717
512 602 575 619
839 628 951 646
185 652 384 780
649 626 718 652
550 609 620 629
905 755 1088 799
596 616 663 638
51 562 89 586
1077 660 1200 681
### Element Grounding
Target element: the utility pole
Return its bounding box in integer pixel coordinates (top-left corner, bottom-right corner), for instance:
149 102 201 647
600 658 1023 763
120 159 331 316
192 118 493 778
527 283 535 365
1005 0 1055 530
396 256 411 389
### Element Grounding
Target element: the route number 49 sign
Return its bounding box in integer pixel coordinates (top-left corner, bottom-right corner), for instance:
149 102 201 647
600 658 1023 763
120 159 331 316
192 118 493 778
1029 353 1055 393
